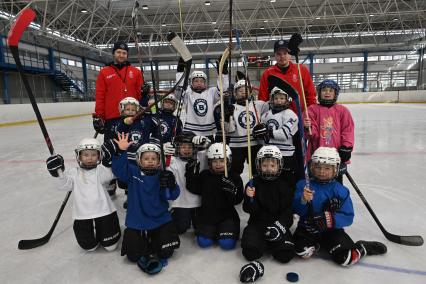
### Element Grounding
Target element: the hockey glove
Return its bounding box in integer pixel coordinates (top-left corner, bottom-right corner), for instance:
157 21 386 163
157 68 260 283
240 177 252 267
163 142 176 156
192 135 211 148
264 220 287 242
338 163 347 176
221 176 238 196
185 159 200 175
252 123 269 140
46 154 65 177
288 33 303 56
338 146 353 163
159 170 176 189
141 83 151 97
216 56 229 75
101 139 118 167
313 211 334 232
324 197 343 212
239 260 264 283
177 57 186 72
92 114 105 134
224 104 235 123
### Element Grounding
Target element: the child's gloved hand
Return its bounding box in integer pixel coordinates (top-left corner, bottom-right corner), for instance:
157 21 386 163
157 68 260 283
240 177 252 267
221 176 237 195
163 142 175 156
159 170 176 189
192 135 211 148
264 220 287 242
92 114 105 134
46 154 65 177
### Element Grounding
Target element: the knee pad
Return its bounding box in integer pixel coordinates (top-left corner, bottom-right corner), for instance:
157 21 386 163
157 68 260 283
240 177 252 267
272 249 295 263
218 238 237 250
197 235 214 248
103 242 118 252
242 248 263 261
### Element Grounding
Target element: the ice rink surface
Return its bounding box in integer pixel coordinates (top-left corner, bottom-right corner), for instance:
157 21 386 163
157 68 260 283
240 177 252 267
0 103 425 284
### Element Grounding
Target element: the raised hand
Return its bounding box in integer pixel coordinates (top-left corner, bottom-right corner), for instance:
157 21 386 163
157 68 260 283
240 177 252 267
113 132 133 151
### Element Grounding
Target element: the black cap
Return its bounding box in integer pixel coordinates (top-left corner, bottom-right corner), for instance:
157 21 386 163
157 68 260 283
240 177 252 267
273 39 290 53
112 42 129 54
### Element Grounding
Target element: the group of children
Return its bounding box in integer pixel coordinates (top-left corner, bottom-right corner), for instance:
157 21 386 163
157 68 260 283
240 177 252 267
44 64 387 280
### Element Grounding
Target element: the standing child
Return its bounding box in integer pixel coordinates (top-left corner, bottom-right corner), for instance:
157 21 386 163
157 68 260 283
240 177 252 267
157 94 183 143
167 131 209 234
253 87 299 186
185 143 243 250
216 80 269 176
292 147 387 266
239 145 295 282
108 133 180 275
304 79 354 183
45 138 121 252
175 57 229 141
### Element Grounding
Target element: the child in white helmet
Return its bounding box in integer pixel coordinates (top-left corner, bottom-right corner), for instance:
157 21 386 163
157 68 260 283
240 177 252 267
292 147 386 266
174 56 229 141
239 145 295 282
185 143 243 251
107 133 181 275
45 138 121 252
214 79 269 176
253 86 299 186
304 79 355 184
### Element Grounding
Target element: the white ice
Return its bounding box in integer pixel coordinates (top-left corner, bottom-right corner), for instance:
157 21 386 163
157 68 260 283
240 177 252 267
0 104 425 284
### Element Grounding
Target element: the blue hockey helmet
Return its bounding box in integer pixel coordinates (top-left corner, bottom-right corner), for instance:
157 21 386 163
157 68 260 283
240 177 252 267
317 79 340 106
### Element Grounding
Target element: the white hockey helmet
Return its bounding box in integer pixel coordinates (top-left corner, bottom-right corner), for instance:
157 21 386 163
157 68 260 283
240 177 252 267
162 94 178 113
234 79 247 91
207 143 232 162
190 70 207 82
233 79 249 103
255 145 283 180
136 143 162 173
310 147 341 179
119 97 140 115
269 86 292 111
75 138 102 169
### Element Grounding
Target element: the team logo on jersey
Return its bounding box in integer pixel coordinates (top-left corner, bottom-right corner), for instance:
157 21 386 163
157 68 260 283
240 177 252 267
238 111 256 129
266 119 279 130
129 130 143 145
292 73 298 83
129 70 134 79
194 98 208 117
160 119 169 135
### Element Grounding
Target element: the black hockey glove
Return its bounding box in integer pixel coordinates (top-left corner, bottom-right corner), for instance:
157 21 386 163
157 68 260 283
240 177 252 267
185 159 200 175
312 211 334 232
92 115 105 134
338 163 347 176
216 56 229 75
177 57 186 72
338 146 353 163
288 33 303 56
324 198 342 212
46 154 65 177
224 104 235 122
101 139 118 167
141 83 151 97
264 220 287 242
252 123 269 140
239 260 264 283
221 176 238 195
159 170 176 189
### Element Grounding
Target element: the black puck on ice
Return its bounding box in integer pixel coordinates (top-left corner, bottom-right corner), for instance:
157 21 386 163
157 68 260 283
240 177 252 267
286 272 299 282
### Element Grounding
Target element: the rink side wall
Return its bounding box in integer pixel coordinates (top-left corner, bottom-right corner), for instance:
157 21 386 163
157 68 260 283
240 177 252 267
1 90 426 126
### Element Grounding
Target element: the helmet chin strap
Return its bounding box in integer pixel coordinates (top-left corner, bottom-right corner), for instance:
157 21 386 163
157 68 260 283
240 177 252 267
191 86 205 93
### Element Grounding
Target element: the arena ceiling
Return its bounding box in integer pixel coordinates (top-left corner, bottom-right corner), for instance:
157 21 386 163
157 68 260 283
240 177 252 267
1 0 425 61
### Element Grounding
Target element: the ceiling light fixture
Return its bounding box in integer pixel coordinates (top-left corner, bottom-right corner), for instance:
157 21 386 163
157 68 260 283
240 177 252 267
270 0 276 2
205 1 211 6
142 5 148 10
80 9 88 13
212 21 216 24
162 23 167 27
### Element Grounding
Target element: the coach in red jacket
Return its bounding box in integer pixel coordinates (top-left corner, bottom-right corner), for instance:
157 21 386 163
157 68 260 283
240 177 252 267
93 42 143 141
258 39 316 113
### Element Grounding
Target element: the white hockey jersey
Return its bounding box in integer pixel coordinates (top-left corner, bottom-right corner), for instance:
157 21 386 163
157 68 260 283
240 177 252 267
56 166 117 220
228 100 269 148
261 109 299 156
175 72 229 136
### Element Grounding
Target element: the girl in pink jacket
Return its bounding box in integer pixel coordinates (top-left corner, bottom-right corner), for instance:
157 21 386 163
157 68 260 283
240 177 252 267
304 79 354 184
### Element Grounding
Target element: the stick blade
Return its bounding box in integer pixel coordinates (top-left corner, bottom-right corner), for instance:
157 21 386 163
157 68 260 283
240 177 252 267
386 233 424 246
7 8 36 47
18 236 50 250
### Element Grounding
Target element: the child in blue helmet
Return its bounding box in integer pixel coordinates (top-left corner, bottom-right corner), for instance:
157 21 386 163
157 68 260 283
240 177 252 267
304 79 355 183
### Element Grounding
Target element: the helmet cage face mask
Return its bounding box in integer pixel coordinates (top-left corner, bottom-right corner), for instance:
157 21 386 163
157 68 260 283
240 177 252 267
190 71 207 93
176 142 196 161
256 157 283 180
119 97 140 116
206 143 231 174
75 139 102 169
310 147 341 182
269 88 292 111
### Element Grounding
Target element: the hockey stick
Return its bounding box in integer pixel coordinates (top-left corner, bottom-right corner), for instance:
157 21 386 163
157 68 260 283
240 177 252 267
218 47 231 177
131 1 144 73
345 172 423 246
289 33 311 135
7 8 66 250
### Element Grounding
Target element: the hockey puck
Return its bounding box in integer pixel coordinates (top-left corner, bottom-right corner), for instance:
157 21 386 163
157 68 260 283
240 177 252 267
286 272 299 282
